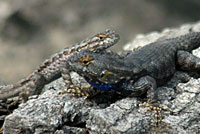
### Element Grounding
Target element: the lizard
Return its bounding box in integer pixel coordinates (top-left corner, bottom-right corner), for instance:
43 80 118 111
64 32 200 124
0 29 120 102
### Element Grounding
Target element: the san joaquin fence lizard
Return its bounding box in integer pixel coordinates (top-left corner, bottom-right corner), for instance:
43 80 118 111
0 29 120 101
65 32 200 124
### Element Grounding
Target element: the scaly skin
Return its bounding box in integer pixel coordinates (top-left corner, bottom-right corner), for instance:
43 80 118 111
65 32 200 124
0 29 120 101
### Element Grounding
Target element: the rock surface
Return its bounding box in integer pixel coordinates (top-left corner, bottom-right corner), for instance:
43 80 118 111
2 22 200 134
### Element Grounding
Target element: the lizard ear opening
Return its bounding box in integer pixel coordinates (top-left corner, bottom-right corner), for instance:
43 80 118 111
79 56 94 66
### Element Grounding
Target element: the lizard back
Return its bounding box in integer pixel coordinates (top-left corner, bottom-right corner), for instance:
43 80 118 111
125 32 200 81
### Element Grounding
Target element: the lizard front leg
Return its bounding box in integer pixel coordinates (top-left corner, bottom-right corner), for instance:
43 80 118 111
121 76 157 101
60 68 99 98
121 76 172 125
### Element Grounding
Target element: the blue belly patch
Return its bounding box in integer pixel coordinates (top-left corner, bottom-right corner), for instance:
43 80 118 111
87 81 117 90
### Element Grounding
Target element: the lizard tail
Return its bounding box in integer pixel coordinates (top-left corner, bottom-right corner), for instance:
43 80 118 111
0 73 45 100
0 83 25 100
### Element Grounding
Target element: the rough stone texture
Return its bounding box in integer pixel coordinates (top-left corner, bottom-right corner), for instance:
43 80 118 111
2 22 200 134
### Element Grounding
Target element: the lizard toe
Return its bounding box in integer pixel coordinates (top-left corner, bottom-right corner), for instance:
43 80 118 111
139 102 172 126
59 85 90 98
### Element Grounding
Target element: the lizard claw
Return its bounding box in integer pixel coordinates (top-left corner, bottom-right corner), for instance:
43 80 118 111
139 102 172 126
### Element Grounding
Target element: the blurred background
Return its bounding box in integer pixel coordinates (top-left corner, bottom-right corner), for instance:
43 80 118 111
0 0 200 83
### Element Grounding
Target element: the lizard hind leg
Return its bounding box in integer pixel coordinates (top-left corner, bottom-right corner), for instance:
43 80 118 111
123 76 172 126
177 50 200 71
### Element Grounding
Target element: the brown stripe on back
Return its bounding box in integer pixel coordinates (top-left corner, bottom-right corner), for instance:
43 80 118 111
38 64 48 72
52 56 59 62
63 50 69 55
58 53 63 58
20 79 30 85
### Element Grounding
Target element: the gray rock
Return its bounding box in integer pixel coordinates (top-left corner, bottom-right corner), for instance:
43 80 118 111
3 21 200 134
3 89 94 134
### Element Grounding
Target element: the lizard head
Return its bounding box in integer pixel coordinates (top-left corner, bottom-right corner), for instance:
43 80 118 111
74 29 120 53
66 50 132 90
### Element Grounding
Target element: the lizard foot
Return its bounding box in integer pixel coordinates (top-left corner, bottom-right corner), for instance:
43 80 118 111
59 85 91 98
139 103 172 126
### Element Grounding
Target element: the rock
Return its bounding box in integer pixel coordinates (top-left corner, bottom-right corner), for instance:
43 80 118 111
3 89 93 134
2 21 200 134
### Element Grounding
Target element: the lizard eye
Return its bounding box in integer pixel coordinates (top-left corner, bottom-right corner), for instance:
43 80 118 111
82 60 89 65
97 33 107 40
79 56 94 66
